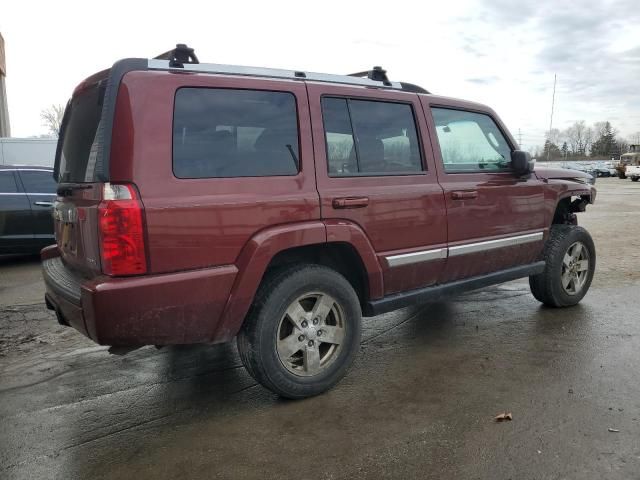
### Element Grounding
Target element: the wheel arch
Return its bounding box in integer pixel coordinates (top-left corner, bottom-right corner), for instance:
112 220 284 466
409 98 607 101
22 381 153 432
549 181 595 226
212 220 382 342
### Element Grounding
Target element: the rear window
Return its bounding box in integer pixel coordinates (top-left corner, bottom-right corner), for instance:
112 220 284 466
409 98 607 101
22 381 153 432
172 88 299 178
57 82 105 183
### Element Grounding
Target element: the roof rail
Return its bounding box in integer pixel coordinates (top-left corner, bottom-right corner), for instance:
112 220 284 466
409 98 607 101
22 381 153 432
148 45 430 93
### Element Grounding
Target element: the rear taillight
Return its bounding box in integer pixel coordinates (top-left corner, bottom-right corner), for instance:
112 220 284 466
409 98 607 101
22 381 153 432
98 183 147 276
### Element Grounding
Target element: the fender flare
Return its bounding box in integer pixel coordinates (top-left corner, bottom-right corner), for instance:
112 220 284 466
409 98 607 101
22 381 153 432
213 221 326 342
212 220 383 342
324 219 384 299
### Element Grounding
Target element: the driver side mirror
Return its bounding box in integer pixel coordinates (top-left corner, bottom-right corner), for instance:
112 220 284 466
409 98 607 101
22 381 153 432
511 150 534 176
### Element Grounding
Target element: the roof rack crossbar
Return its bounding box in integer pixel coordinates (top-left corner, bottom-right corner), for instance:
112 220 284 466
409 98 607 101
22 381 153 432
348 66 392 86
154 44 199 68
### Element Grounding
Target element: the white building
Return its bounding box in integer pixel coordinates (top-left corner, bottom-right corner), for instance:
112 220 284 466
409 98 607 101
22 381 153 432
0 137 57 167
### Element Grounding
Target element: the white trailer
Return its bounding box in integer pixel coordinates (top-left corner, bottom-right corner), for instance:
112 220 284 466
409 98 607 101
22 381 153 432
0 137 57 167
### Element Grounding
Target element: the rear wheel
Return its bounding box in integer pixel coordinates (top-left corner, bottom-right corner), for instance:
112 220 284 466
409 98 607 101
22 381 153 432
529 225 595 307
237 264 362 399
632 177 639 182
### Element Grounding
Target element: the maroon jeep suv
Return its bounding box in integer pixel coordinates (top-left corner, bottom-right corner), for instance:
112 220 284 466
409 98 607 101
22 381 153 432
43 45 596 398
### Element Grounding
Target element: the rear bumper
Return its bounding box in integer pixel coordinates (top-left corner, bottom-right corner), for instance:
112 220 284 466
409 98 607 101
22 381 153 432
42 250 238 346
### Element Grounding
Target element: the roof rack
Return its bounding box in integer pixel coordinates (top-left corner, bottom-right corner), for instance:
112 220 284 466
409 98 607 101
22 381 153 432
149 44 430 94
153 44 199 68
348 66 392 86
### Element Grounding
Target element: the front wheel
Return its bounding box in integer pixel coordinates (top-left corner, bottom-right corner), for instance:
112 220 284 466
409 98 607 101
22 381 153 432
237 264 362 399
529 225 596 307
632 177 639 182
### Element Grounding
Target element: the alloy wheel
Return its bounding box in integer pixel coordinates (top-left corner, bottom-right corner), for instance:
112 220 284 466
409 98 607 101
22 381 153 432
276 292 346 377
561 241 590 295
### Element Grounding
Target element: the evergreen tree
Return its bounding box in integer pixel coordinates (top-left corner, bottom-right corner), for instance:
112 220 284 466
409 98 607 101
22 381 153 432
590 121 617 157
543 140 561 160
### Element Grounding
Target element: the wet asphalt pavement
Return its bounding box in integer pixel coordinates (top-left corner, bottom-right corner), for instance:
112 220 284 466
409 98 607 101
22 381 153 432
1 178 639 479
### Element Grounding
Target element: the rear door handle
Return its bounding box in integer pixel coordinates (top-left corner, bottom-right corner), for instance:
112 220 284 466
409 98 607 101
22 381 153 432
34 201 54 207
332 197 369 209
451 191 478 200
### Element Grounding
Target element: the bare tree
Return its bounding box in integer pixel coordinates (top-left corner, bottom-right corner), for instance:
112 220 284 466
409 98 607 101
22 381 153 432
617 137 629 154
40 104 65 137
629 131 640 146
565 121 588 156
546 128 562 146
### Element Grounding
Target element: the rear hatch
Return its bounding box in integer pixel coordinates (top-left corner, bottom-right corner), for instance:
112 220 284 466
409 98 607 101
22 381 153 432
53 73 109 277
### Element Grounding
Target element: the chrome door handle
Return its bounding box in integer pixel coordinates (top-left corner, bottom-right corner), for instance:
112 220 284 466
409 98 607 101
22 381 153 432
34 201 54 207
451 191 478 200
332 197 369 209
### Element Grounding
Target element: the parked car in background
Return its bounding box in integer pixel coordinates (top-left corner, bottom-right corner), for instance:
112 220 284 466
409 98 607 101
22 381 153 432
591 162 613 177
562 162 596 184
603 160 617 176
42 45 598 398
0 165 56 254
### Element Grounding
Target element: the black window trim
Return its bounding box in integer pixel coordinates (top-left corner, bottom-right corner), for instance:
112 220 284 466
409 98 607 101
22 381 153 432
171 86 303 180
429 104 516 175
321 94 428 178
16 169 57 195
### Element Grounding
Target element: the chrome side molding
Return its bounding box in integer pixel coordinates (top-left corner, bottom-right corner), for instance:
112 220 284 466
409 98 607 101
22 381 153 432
385 232 544 267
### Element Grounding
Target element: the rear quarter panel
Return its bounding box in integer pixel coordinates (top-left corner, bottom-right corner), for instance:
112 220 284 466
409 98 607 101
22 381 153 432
110 71 319 274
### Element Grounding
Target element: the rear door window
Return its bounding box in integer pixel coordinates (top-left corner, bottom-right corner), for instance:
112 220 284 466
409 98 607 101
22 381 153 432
321 97 423 176
173 88 300 178
0 171 18 193
19 170 57 193
57 82 106 182
431 108 512 173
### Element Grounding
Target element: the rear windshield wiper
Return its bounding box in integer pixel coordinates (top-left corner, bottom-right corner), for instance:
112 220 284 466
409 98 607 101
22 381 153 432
57 184 94 197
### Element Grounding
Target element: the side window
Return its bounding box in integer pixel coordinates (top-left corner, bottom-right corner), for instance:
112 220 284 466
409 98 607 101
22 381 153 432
173 88 300 178
321 97 423 176
19 171 57 193
432 108 512 173
0 171 18 193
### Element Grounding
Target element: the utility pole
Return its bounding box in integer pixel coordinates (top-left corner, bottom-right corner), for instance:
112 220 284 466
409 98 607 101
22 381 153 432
546 74 556 162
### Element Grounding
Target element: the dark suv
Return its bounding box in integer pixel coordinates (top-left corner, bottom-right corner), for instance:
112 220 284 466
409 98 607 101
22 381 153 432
43 45 597 398
0 165 56 253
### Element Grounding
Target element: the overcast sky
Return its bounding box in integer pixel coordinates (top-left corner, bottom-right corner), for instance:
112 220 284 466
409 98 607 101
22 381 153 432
2 0 639 150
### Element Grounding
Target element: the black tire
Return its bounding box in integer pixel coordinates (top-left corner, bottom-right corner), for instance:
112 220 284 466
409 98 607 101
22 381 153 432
237 264 362 399
632 177 639 182
529 225 596 307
